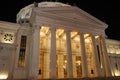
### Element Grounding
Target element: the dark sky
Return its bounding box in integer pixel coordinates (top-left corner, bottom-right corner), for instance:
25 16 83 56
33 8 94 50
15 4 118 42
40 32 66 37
0 0 120 40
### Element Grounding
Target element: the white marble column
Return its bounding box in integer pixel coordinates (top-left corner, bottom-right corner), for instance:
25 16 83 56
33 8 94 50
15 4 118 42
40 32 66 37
79 32 88 77
30 25 40 80
100 36 112 77
66 30 73 78
50 27 56 79
91 35 101 77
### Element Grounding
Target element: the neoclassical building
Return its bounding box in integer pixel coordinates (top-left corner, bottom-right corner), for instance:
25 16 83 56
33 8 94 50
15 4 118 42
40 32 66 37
0 2 120 80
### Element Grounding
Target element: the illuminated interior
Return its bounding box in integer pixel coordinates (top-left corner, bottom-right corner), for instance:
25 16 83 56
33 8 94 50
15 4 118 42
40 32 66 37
107 45 120 54
39 26 51 78
37 26 120 79
84 33 96 77
56 29 68 78
95 35 106 75
0 72 8 79
71 31 82 77
38 26 84 78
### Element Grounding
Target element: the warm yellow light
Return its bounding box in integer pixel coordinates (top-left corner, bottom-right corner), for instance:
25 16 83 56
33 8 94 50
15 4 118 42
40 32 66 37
64 60 67 63
62 35 66 40
76 60 81 65
71 32 78 38
115 71 120 76
41 26 44 29
73 36 80 42
63 65 66 69
85 38 91 43
84 33 89 38
0 74 8 79
95 35 99 38
116 49 120 54
40 26 50 37
1 40 14 44
56 29 64 37
40 32 45 37
1 32 14 44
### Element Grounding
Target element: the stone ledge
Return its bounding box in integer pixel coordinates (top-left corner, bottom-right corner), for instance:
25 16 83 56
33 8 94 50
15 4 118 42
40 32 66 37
1 77 120 80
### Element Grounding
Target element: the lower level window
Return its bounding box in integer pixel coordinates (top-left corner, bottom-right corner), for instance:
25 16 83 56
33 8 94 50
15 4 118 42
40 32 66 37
18 35 27 67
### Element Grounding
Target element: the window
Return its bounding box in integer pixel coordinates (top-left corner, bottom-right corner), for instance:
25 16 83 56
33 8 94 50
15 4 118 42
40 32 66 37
18 35 27 67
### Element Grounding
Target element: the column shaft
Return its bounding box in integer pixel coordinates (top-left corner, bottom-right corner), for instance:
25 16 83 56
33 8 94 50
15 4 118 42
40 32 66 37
101 36 112 76
66 30 73 78
30 25 40 80
50 27 56 79
91 35 101 77
79 33 88 77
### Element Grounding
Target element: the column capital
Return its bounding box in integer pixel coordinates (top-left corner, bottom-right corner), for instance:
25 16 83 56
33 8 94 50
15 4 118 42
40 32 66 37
64 29 72 33
49 27 56 31
78 31 85 35
33 25 41 30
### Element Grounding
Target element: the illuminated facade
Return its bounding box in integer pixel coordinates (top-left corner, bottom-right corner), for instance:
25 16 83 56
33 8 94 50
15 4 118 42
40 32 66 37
0 2 120 80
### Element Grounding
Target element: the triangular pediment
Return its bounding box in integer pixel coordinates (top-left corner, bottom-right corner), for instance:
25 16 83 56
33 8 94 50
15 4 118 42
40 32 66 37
34 6 107 28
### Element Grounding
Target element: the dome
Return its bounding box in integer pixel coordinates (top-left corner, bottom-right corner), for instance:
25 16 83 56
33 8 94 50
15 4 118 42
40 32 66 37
37 2 70 7
16 2 70 23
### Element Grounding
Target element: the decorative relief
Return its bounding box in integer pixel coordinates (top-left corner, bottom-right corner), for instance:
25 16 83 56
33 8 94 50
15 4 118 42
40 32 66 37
4 34 13 41
0 32 15 44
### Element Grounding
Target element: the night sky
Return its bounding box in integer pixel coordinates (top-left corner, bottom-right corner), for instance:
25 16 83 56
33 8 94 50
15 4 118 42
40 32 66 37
0 0 119 40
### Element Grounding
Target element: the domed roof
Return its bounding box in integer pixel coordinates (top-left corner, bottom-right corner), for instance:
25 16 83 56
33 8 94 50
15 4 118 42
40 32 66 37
17 2 71 23
37 2 70 7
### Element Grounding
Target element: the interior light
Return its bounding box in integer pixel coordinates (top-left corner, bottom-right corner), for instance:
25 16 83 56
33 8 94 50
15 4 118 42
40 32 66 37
85 38 91 43
64 60 67 63
56 29 64 37
40 32 45 37
115 71 120 76
62 35 66 40
76 60 81 65
73 36 80 42
84 33 89 38
95 35 99 38
0 74 8 79
41 26 44 29
71 32 78 38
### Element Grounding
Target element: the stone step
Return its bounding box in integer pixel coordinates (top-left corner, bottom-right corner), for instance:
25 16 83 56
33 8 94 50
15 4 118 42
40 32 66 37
1 77 120 80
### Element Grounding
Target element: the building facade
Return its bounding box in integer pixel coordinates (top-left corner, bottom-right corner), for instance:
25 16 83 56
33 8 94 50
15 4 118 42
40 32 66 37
0 2 120 80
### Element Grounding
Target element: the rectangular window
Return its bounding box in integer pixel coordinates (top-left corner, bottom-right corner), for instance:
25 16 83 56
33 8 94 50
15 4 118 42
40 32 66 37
18 35 27 67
